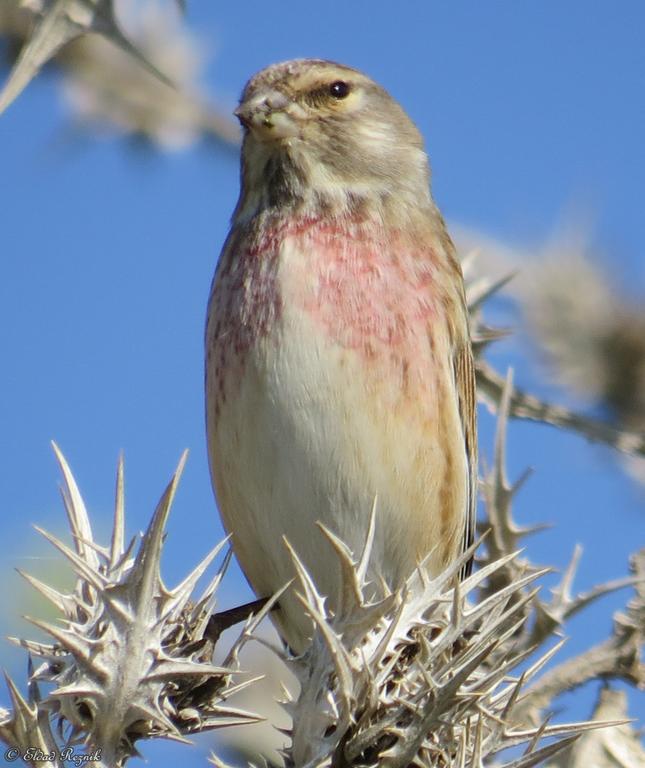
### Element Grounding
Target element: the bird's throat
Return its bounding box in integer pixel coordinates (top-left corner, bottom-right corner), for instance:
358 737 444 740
237 138 428 225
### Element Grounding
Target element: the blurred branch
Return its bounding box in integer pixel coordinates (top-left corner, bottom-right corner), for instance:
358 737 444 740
462 252 645 459
518 548 645 723
0 0 173 115
0 0 240 149
476 358 645 457
547 688 645 768
462 240 645 466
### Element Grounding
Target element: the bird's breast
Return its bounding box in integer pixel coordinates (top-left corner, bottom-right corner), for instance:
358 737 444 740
208 216 455 405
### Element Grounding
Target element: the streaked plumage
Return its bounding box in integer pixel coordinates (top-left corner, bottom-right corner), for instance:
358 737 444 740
206 59 477 652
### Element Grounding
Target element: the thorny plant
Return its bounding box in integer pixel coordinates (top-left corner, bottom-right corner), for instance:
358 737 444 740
0 388 642 767
0 268 642 767
1 3 644 766
0 447 266 767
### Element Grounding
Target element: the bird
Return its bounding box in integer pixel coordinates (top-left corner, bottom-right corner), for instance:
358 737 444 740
205 59 477 653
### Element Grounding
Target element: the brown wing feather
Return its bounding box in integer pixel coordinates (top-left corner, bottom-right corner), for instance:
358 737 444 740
436 212 478 578
453 338 478 578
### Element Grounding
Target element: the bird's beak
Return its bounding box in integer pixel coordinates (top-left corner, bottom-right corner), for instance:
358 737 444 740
235 90 302 140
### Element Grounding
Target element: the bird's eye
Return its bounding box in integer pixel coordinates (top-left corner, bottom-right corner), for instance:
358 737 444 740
328 80 351 99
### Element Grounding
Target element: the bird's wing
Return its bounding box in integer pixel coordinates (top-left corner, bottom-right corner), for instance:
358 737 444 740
453 338 478 578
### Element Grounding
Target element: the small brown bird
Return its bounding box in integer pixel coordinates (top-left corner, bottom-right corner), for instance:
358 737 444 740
205 59 477 652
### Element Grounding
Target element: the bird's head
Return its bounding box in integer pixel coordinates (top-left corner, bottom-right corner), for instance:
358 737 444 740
234 59 432 221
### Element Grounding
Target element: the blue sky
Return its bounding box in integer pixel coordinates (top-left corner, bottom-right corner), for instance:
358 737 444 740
1 2 644 764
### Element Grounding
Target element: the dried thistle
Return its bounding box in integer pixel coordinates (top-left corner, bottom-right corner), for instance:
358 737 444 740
0 445 260 767
268 517 626 767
